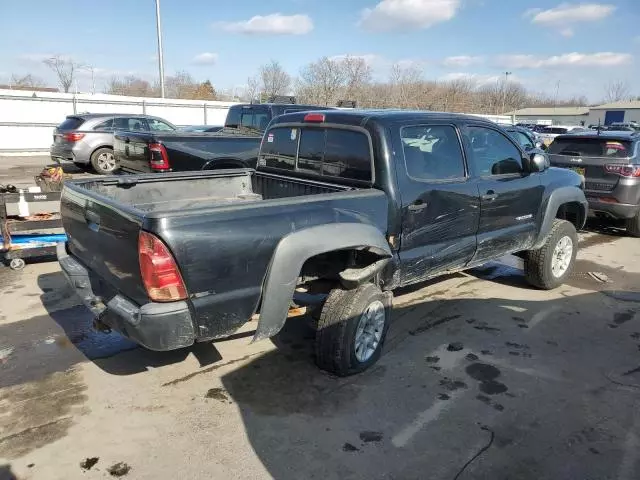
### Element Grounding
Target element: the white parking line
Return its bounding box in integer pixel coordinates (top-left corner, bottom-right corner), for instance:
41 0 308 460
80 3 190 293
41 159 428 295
392 390 466 448
528 306 561 330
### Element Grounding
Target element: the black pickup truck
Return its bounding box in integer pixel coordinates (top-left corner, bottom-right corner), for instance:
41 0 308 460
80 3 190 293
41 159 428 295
58 110 587 376
115 103 332 173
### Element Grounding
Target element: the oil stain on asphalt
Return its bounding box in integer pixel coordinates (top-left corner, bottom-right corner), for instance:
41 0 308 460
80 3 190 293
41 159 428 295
465 363 508 395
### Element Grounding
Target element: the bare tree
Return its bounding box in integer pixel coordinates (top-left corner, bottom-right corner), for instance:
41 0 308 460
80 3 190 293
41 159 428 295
246 75 260 102
9 73 45 89
259 60 291 99
298 57 345 106
43 55 79 93
389 63 423 109
106 75 156 97
604 80 631 103
341 56 372 101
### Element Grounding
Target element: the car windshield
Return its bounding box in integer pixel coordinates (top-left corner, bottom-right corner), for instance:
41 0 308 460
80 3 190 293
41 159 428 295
548 137 633 158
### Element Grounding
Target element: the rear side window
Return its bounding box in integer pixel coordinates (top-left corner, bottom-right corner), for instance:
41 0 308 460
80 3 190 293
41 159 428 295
93 119 114 130
113 117 147 131
58 117 84 130
548 138 633 158
401 125 465 180
260 126 372 182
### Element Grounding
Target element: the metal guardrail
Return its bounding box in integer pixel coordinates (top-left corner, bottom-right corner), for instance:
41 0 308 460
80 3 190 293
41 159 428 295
0 122 59 127
0 94 232 110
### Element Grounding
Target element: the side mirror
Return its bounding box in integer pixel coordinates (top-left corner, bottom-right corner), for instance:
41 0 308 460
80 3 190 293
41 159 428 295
535 141 543 149
530 153 548 172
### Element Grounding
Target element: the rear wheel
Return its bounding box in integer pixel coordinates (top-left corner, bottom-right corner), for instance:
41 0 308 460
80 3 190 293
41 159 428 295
524 219 578 290
315 283 391 376
625 210 640 237
90 147 117 175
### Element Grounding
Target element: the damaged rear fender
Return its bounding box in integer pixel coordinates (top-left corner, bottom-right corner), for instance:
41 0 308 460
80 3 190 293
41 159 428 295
253 223 391 341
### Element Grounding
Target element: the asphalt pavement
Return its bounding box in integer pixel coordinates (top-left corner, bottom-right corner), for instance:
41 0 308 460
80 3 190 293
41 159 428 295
1 157 640 480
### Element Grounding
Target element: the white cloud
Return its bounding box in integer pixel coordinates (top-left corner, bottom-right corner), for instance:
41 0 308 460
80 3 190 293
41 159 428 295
525 3 615 35
359 0 460 31
439 72 502 85
217 13 313 35
192 52 218 65
496 52 632 69
442 55 484 67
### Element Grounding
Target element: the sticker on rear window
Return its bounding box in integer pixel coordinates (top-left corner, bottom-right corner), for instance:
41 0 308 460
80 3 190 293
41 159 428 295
291 129 297 141
267 133 274 143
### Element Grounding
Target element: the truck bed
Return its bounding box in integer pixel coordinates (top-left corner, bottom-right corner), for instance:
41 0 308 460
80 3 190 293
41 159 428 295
83 169 350 213
60 169 387 340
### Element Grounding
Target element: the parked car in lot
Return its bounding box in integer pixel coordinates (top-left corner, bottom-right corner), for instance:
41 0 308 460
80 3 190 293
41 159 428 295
58 110 587 376
548 131 640 236
504 125 544 150
50 113 176 174
539 125 586 146
115 102 333 173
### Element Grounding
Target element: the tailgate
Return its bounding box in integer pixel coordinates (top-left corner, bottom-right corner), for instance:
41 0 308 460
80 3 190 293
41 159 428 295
114 132 153 173
60 183 149 305
548 137 634 192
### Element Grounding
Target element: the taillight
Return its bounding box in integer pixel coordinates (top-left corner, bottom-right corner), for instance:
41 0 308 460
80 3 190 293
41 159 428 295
604 164 640 177
148 143 170 171
138 231 187 302
63 132 85 142
303 113 325 123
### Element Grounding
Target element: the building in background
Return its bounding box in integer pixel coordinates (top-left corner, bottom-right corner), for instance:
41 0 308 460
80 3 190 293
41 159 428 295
505 107 590 126
587 101 640 126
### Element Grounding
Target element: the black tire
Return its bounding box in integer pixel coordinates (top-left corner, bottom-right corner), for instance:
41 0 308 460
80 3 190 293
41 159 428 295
315 283 391 376
90 147 117 175
524 219 578 290
625 210 640 237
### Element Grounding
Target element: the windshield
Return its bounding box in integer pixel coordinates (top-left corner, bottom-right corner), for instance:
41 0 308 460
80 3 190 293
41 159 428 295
542 127 569 134
548 137 633 158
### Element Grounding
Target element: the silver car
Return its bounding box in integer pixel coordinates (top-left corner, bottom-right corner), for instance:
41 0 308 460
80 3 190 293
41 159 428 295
50 113 176 174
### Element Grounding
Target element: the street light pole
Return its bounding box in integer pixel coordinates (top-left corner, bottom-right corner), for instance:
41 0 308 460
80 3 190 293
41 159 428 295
501 71 512 114
155 0 166 98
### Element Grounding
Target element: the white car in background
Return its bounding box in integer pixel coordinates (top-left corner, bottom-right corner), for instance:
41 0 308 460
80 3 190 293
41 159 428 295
539 125 587 146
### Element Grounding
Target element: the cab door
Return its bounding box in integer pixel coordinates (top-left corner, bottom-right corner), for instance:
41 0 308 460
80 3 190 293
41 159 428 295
396 123 480 285
463 124 544 264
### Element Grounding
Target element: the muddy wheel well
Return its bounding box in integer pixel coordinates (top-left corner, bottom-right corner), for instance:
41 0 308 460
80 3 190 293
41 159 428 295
298 248 389 288
555 201 585 230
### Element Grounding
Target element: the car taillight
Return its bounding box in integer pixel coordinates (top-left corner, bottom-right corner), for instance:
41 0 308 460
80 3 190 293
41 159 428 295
604 164 640 177
63 132 85 142
148 143 170 171
138 231 187 302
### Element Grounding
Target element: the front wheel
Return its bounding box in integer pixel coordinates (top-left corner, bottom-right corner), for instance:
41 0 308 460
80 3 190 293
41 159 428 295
315 283 391 376
524 219 578 290
90 147 117 175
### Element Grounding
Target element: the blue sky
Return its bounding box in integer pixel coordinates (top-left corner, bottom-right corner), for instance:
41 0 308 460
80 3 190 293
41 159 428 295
0 0 638 101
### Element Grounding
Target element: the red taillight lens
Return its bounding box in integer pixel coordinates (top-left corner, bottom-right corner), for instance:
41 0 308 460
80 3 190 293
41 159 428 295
148 143 170 171
303 113 325 123
138 231 187 302
63 132 85 142
604 164 640 177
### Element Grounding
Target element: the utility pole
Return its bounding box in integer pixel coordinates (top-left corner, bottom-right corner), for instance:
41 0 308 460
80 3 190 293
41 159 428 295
553 80 560 112
501 71 512 114
81 65 96 94
155 0 166 98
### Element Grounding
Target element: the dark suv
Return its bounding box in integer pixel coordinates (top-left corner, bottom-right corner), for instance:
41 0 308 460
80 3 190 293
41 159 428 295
548 131 640 236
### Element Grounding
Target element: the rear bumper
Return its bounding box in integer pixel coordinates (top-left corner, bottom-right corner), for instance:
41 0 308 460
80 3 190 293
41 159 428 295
57 242 196 351
587 199 640 219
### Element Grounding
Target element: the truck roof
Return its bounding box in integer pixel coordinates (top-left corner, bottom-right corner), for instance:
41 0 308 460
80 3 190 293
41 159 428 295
270 109 499 128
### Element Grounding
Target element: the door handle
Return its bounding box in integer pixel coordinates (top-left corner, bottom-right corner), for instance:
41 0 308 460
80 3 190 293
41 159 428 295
481 190 498 201
408 201 428 212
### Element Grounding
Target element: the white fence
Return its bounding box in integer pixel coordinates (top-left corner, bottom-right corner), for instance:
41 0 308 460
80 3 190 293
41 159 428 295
0 89 237 153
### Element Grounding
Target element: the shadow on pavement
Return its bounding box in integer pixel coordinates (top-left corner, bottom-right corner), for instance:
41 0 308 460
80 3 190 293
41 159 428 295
220 290 640 480
0 465 17 480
